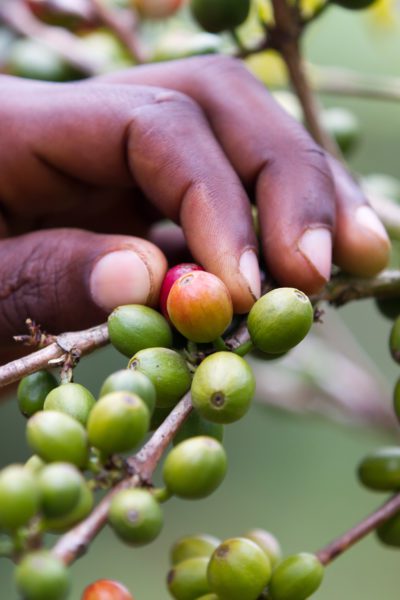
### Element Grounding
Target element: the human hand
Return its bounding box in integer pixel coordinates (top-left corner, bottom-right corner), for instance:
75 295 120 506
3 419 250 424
0 56 390 354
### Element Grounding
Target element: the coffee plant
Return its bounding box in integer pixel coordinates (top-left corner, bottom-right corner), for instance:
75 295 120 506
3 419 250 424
0 0 400 598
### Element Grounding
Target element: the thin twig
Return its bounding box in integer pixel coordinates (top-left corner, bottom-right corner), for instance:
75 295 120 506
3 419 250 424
87 0 147 64
316 493 400 565
313 269 400 306
53 393 192 564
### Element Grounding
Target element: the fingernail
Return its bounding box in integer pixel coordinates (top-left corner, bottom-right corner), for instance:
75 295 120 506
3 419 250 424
355 206 389 242
90 249 151 312
298 228 332 281
239 249 261 300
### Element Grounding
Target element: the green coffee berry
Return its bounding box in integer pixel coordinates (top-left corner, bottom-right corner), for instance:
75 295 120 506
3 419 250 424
207 537 271 600
268 552 324 600
26 411 89 468
168 557 210 600
109 489 163 545
332 0 378 9
191 352 255 424
129 347 191 408
0 465 40 530
44 382 95 426
358 447 400 491
171 534 221 565
244 528 282 567
87 392 149 456
14 551 70 600
163 436 227 499
37 463 84 518
390 317 400 364
247 288 313 354
376 512 400 547
173 411 224 446
17 371 58 418
375 298 400 321
190 0 250 33
195 595 219 600
44 483 93 533
108 304 172 357
99 369 156 414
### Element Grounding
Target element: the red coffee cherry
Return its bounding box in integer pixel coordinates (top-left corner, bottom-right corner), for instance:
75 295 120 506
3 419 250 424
167 271 233 343
82 579 134 600
160 263 204 319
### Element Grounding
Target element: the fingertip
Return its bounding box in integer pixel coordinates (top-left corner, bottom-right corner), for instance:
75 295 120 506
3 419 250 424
334 205 391 277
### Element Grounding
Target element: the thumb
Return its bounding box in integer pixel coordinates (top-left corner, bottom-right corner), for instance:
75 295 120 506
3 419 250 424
0 229 167 344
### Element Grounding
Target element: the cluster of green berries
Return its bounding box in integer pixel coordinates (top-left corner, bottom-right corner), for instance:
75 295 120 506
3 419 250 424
2 262 315 599
167 530 323 600
357 312 400 546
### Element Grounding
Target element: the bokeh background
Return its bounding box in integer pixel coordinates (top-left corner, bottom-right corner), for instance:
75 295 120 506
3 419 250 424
1 3 400 598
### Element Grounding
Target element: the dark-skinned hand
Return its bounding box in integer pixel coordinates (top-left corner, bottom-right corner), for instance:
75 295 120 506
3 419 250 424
0 55 390 360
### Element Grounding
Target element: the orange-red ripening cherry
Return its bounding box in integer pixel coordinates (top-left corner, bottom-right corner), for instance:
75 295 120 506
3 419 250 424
81 579 134 600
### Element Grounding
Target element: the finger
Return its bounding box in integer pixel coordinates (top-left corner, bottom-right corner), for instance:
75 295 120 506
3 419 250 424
3 80 259 312
0 229 167 343
99 57 335 294
327 157 390 276
148 221 192 265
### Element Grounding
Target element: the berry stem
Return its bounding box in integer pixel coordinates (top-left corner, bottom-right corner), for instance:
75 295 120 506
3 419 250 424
232 340 255 357
316 492 400 566
213 337 228 352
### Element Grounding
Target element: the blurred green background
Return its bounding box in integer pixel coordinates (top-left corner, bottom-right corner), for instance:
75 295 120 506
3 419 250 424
1 4 400 599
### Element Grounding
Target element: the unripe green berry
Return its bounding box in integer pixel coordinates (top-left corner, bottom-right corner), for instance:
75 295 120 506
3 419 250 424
26 411 89 468
108 488 163 546
167 557 210 600
190 0 250 33
99 369 156 414
390 317 400 364
44 382 95 426
195 595 219 600
87 392 149 456
358 447 400 491
163 436 227 499
173 411 224 446
191 352 255 424
171 534 221 565
14 551 70 600
17 370 57 418
0 465 40 530
44 483 93 533
331 0 378 9
376 511 400 547
129 347 191 408
268 552 324 600
247 288 313 354
108 304 172 357
38 463 85 518
243 528 282 568
374 298 400 321
207 537 271 600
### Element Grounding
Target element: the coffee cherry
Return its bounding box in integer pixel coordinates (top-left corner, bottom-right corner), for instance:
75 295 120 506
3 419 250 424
0 465 40 530
390 316 400 364
14 551 70 600
25 455 46 474
167 271 233 343
358 447 400 491
171 534 221 565
376 512 400 547
195 596 219 600
163 436 227 499
268 553 324 600
45 483 93 533
190 0 250 33
167 557 210 600
17 370 58 418
87 392 149 456
207 537 271 600
108 305 172 358
37 463 85 518
129 348 191 408
109 488 163 545
82 579 134 600
44 383 96 426
243 529 282 568
99 369 156 414
331 0 377 9
247 288 313 354
375 298 400 321
27 411 89 468
160 263 204 319
135 0 184 19
191 352 255 424
173 411 224 446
